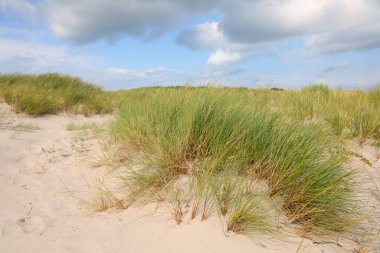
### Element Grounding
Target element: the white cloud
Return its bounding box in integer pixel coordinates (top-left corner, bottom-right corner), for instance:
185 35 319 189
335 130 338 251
175 0 380 56
220 0 380 53
176 22 226 51
1 0 377 55
40 0 218 43
207 50 243 66
0 0 379 89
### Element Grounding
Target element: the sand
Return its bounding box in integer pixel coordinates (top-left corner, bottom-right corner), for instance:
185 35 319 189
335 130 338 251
1 102 379 253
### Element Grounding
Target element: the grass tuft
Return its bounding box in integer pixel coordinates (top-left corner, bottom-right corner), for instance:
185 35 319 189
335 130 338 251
110 87 360 234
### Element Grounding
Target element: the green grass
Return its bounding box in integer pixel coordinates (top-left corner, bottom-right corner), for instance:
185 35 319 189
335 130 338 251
0 73 114 116
2 73 379 239
110 88 359 235
226 180 276 235
1 74 379 143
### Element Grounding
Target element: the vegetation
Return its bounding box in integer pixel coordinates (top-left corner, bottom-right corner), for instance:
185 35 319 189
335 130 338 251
2 73 379 239
109 88 359 235
1 74 379 143
0 73 115 116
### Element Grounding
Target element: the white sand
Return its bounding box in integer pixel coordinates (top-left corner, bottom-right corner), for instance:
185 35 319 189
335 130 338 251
1 103 379 253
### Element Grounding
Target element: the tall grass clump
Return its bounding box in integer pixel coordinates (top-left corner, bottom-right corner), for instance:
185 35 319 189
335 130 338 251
0 73 113 116
111 87 359 235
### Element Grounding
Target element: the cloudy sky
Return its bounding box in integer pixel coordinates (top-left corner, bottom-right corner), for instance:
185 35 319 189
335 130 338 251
0 0 379 89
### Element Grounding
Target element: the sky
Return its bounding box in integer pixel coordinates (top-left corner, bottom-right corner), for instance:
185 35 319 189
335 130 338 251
0 0 380 90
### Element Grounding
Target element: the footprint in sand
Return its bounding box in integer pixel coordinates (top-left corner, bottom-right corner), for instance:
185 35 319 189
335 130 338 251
17 216 46 235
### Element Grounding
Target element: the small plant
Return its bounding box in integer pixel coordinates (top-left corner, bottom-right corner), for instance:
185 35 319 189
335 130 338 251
165 186 186 224
92 177 125 211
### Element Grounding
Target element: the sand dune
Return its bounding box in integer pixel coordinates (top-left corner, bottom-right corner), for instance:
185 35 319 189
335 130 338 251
1 103 379 253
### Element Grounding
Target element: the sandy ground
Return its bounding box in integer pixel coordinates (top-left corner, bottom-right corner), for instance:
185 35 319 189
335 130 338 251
1 102 379 253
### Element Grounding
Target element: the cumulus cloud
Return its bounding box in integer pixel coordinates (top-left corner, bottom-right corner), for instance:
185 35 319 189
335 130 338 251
176 0 380 56
220 0 380 52
40 0 218 43
220 0 327 44
4 0 376 56
1 0 379 87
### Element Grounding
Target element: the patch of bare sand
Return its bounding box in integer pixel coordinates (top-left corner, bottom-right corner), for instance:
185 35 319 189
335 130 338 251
0 104 378 253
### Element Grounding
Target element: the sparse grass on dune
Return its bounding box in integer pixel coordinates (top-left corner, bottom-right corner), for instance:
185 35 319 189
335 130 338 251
109 88 360 236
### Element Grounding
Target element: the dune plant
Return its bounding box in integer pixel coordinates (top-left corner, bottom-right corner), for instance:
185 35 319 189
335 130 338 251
111 87 359 235
0 73 113 115
164 186 187 224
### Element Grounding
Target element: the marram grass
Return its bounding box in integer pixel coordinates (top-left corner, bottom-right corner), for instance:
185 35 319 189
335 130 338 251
1 74 379 143
110 88 360 235
2 74 378 237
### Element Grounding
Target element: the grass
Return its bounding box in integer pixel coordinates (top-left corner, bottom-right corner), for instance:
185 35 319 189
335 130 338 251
109 88 360 236
0 73 115 116
226 180 276 235
165 186 187 224
1 74 379 143
2 73 379 240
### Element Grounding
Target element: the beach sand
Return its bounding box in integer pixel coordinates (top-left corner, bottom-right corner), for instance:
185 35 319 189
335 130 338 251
1 103 379 253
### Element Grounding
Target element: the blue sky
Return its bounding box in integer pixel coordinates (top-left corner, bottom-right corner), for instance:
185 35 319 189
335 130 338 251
0 0 379 90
